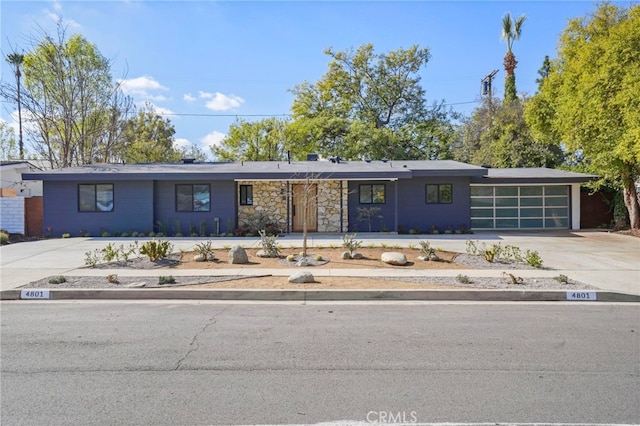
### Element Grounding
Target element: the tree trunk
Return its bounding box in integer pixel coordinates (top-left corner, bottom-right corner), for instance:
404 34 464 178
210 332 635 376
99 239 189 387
622 172 640 229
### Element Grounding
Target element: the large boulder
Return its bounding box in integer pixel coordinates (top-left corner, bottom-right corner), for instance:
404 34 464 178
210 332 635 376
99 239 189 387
228 245 248 264
288 271 315 283
381 252 408 266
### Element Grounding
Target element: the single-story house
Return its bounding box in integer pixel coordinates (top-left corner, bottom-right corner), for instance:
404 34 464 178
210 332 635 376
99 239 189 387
1 160 45 235
21 159 596 236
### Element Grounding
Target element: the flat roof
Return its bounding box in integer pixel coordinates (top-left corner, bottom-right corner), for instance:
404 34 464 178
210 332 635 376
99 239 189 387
471 167 597 184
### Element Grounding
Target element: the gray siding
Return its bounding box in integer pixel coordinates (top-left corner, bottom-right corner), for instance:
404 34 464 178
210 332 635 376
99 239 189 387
43 180 153 236
154 180 236 236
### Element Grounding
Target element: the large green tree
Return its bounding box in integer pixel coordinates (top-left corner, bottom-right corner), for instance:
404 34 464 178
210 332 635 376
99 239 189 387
454 96 562 168
501 13 526 102
289 44 457 160
212 117 292 161
0 24 132 167
525 3 640 228
120 103 181 163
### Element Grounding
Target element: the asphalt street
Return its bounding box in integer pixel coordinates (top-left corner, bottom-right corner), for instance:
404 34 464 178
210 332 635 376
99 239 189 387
1 301 638 425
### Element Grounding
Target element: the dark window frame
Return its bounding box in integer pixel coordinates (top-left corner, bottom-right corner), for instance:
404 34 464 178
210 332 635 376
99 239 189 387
175 184 211 212
239 185 253 205
78 183 114 212
426 184 453 204
359 184 386 204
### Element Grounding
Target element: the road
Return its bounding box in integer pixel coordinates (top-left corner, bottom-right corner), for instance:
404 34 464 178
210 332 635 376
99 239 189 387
1 301 639 425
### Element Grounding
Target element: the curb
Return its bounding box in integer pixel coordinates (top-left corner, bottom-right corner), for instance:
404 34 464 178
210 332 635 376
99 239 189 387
2 288 639 302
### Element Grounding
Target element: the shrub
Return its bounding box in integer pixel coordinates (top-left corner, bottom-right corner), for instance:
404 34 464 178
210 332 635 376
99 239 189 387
418 240 436 259
101 232 111 238
158 275 176 285
0 231 9 245
48 276 66 284
525 250 543 268
286 254 296 262
502 272 524 284
106 274 119 284
315 254 323 261
554 274 569 284
140 239 173 262
456 274 472 284
258 230 280 257
341 233 362 256
84 249 101 267
101 243 120 262
194 241 215 261
62 233 71 238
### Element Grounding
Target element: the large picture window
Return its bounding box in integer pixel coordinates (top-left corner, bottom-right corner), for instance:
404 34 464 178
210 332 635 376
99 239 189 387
79 184 114 212
359 184 386 204
240 185 253 205
176 184 210 212
426 184 452 204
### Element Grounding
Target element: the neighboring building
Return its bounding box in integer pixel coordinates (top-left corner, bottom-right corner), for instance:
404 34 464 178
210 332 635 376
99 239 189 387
1 161 45 235
21 159 595 237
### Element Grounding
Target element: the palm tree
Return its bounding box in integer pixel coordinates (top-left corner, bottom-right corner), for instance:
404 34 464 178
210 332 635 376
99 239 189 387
501 13 526 102
6 53 25 158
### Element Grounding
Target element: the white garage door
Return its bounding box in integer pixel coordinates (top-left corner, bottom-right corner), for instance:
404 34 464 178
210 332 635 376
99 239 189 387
470 185 569 229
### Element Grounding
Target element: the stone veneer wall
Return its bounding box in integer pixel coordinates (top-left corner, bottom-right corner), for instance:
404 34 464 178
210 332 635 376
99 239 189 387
237 180 349 233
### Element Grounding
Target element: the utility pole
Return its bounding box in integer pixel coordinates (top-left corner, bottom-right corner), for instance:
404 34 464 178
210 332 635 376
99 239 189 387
481 69 499 107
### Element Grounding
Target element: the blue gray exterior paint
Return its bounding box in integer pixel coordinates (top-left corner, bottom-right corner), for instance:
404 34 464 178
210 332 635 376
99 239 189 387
24 161 595 235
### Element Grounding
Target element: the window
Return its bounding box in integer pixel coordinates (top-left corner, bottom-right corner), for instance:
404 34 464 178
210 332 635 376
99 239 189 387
426 184 452 204
239 185 253 205
79 184 114 212
176 184 210 212
359 184 386 204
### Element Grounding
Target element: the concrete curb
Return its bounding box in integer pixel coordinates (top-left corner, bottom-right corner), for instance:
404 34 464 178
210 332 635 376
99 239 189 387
2 288 639 302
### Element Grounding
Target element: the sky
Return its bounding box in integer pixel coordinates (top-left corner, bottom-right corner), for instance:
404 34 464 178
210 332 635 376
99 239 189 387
0 0 631 160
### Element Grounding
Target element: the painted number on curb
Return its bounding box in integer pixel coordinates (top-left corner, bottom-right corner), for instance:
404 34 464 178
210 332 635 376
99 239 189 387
566 291 597 301
20 289 50 300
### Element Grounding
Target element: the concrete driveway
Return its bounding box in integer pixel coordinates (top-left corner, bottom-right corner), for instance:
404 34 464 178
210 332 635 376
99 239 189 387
1 230 638 294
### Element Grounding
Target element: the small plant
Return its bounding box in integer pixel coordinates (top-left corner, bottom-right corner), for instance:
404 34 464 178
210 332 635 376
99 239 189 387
554 274 569 284
62 232 71 238
48 276 66 284
380 243 389 249
483 248 496 263
172 219 182 237
444 225 454 234
158 275 176 285
258 230 280 257
315 254 323 261
525 250 543 268
120 232 130 238
502 272 524 284
466 240 479 255
189 224 197 236
409 227 420 235
101 232 111 238
430 225 439 234
456 274 472 284
316 244 324 249
341 233 362 256
329 243 338 249
200 220 207 237
140 239 173 262
194 241 215 261
392 244 401 249
286 254 296 262
106 274 119 284
408 243 416 250
101 243 120 262
357 206 383 232
84 249 101 267
1 230 9 245
418 240 438 260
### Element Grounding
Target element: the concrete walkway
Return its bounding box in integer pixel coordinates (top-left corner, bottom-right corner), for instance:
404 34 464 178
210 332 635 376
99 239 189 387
1 230 639 295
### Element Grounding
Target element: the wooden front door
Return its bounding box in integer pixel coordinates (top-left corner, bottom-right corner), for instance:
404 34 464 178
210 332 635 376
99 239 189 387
292 184 317 232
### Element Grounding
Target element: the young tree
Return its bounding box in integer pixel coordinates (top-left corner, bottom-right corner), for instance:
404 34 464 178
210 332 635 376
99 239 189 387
119 103 181 163
0 121 19 160
289 44 457 160
0 24 133 167
525 3 640 228
501 13 526 102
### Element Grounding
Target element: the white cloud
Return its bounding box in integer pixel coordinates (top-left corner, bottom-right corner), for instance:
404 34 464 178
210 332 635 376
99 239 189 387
198 91 213 99
201 131 226 149
183 93 196 102
118 76 168 98
140 102 174 116
204 92 245 111
52 1 63 12
173 138 191 149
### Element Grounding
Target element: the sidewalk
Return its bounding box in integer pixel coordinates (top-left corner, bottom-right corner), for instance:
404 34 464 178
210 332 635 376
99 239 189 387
1 230 639 296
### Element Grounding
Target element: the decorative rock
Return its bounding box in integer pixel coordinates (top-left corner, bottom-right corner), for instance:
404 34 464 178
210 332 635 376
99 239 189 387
296 257 311 267
381 252 408 266
352 253 363 259
341 251 352 260
418 253 440 261
288 271 315 283
255 249 271 258
228 245 248 264
125 282 147 288
194 254 207 262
